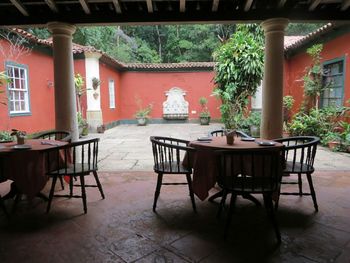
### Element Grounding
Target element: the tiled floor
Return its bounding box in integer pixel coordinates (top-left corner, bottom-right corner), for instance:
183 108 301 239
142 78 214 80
1 170 350 262
1 123 350 263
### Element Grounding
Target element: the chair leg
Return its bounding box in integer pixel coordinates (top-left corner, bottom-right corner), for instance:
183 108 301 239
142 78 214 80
306 173 318 212
274 184 281 211
298 173 303 196
80 175 87 214
46 176 58 213
0 196 8 217
93 171 105 199
186 174 197 212
153 173 163 212
59 176 65 190
12 193 22 213
217 189 228 219
224 193 237 240
69 176 74 198
263 193 281 244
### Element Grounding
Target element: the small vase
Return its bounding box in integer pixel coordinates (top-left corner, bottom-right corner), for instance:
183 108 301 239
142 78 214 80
225 130 235 145
17 136 25 145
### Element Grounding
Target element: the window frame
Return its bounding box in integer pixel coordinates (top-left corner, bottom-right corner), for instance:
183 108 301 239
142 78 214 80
320 57 346 108
108 78 116 109
5 61 31 116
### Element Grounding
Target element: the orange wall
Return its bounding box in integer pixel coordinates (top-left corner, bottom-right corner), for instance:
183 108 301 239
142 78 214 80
285 32 350 113
99 63 121 124
0 40 55 133
119 71 221 120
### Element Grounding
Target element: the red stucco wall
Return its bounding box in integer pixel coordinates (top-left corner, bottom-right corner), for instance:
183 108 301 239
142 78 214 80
119 71 220 120
99 63 121 124
0 40 55 133
285 32 350 113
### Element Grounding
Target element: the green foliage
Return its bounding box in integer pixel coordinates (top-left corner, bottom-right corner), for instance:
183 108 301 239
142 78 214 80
213 25 264 129
134 97 153 119
199 97 210 118
0 131 12 142
283 95 295 111
0 71 9 105
77 112 88 128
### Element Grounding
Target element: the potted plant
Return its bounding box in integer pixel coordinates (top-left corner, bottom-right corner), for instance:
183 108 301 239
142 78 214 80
92 77 101 90
199 97 211 125
10 129 26 144
246 111 261 137
134 97 153 126
77 112 88 136
283 95 295 123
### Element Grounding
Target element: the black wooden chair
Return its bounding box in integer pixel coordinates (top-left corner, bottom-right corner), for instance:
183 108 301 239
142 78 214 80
34 130 72 190
150 136 196 212
210 129 251 138
216 147 283 242
0 159 9 217
45 138 105 214
273 136 320 211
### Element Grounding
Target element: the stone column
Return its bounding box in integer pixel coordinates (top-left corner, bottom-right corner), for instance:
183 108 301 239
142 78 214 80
48 22 79 141
261 18 289 139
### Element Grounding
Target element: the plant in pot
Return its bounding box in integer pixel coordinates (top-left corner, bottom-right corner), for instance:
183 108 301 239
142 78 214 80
199 97 211 125
10 129 26 144
246 111 261 138
92 77 101 90
321 131 341 151
134 97 153 126
283 95 295 135
77 112 88 136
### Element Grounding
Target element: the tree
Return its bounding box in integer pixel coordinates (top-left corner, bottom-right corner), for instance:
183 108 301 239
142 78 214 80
286 23 324 36
213 25 264 129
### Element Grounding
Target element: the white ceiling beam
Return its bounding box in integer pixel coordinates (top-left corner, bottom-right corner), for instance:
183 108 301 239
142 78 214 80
309 0 322 11
146 0 153 13
341 0 350 10
45 0 59 13
180 0 186 12
9 0 29 16
244 0 253 12
278 0 287 8
79 0 91 14
212 0 219 11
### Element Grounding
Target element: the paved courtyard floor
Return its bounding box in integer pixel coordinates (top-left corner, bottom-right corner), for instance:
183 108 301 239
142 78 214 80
1 123 350 263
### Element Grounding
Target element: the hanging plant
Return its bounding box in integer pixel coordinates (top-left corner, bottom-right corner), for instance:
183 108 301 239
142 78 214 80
92 77 101 90
93 92 99 100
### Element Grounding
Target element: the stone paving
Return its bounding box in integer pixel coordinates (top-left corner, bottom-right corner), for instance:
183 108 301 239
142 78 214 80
1 123 350 263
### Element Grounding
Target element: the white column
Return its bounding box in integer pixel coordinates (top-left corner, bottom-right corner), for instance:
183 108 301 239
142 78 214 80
85 52 103 132
261 18 289 139
48 22 78 141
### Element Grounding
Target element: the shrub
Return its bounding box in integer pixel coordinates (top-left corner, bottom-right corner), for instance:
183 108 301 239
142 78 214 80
0 131 13 142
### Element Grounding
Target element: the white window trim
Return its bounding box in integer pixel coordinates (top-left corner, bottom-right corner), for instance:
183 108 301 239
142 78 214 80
108 79 115 109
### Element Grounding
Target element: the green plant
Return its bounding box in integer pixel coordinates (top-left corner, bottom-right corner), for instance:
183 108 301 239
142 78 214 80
134 97 153 119
0 131 12 142
77 112 88 127
321 131 341 146
199 97 210 118
283 95 295 111
245 111 261 127
213 25 264 129
0 71 10 106
74 73 85 114
92 77 101 89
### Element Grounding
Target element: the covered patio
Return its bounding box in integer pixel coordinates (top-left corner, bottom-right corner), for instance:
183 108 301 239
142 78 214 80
1 123 350 262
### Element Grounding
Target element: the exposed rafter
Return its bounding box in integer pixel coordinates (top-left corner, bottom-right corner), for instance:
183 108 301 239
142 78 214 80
278 0 287 8
244 0 253 12
45 0 59 13
212 0 219 12
146 0 153 12
79 0 91 14
112 0 122 14
341 0 350 10
309 0 322 11
9 0 29 16
180 0 186 12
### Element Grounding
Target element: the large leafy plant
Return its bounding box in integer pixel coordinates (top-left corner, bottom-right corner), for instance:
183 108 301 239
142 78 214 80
213 25 264 129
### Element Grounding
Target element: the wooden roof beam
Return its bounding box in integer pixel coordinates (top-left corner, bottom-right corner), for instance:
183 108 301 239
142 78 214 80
180 0 186 12
45 0 59 13
79 0 91 14
341 0 350 11
112 0 122 13
9 0 29 16
212 0 219 12
309 0 322 11
146 0 153 13
244 0 253 12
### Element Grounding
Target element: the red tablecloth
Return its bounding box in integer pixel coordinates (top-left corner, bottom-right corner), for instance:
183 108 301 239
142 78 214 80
188 137 284 201
0 139 67 199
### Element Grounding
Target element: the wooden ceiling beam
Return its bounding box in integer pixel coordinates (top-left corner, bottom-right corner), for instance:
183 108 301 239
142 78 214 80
146 0 153 13
244 0 253 12
79 0 91 14
9 0 29 16
112 0 122 13
45 0 59 13
180 0 186 12
309 0 322 11
341 0 350 11
212 0 219 12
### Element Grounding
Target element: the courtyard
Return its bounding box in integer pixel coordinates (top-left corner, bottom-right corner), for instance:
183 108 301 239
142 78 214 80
1 123 350 263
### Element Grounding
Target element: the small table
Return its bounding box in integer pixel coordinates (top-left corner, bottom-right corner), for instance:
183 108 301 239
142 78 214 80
189 136 284 201
0 139 67 199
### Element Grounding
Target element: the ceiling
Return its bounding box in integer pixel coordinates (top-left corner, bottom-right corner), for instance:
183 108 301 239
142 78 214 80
1 0 350 27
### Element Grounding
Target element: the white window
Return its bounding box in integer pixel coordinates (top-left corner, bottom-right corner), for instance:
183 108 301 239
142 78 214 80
108 79 115 109
6 63 30 115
